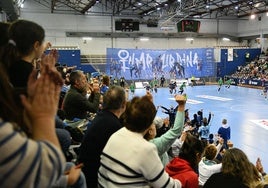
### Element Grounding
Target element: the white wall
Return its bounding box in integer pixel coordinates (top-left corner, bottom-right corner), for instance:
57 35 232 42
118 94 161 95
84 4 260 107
19 0 267 55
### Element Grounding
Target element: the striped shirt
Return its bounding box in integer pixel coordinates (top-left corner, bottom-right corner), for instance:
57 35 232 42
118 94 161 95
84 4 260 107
0 119 65 188
98 127 181 188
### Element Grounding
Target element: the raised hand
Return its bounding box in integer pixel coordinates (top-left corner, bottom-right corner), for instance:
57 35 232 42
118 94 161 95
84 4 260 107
174 94 187 105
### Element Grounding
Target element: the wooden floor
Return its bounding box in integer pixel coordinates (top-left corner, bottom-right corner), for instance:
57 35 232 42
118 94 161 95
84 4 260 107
129 84 268 171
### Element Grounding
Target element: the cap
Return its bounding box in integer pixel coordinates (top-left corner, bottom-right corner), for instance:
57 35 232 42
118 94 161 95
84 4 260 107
153 117 164 129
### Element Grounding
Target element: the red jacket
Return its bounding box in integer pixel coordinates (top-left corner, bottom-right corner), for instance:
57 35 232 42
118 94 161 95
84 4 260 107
165 157 198 188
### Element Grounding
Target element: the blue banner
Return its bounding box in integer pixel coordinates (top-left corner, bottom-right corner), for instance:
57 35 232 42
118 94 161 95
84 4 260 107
106 48 215 80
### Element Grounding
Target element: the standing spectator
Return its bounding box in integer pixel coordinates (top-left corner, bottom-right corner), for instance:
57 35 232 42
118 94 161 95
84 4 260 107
198 112 213 141
217 118 231 149
196 109 203 128
63 70 100 121
204 148 260 188
1 20 51 89
159 105 177 127
78 85 126 188
184 107 190 122
0 19 73 156
98 95 182 187
0 19 87 185
0 60 65 187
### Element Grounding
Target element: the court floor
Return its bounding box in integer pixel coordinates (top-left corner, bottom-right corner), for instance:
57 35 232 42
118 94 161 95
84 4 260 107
129 84 268 171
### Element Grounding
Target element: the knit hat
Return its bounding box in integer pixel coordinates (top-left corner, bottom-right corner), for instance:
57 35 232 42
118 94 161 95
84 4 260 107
153 117 164 129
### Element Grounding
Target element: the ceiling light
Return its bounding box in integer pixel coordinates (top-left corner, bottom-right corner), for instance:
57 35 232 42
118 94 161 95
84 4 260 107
82 37 92 40
137 2 142 6
186 38 194 41
255 2 261 7
222 38 230 41
250 14 256 19
140 37 149 41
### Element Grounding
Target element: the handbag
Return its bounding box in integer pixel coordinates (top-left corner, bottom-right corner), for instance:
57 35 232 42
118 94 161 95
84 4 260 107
64 119 89 142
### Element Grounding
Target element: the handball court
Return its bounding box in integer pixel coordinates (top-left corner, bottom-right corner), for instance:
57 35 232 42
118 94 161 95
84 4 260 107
130 84 268 171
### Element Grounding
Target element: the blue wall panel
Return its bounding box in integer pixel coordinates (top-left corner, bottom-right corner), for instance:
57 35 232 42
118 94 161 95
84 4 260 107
217 48 261 78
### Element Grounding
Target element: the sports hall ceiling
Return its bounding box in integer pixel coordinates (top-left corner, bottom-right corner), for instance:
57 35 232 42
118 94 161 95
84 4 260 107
33 0 268 20
3 0 268 22
1 0 268 40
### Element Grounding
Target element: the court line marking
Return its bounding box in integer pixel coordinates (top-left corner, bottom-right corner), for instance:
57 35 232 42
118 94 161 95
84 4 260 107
196 95 233 101
250 119 268 131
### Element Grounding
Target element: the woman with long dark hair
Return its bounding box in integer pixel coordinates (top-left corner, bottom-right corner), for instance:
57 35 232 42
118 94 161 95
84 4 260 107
0 60 65 187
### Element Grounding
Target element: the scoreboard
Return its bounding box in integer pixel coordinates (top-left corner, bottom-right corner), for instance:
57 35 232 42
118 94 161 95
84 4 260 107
177 20 200 32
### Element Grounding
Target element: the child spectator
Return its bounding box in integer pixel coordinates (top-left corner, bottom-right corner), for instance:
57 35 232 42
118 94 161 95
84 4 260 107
217 119 231 149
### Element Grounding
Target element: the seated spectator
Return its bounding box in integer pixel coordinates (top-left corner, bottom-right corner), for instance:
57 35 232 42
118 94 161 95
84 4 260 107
100 75 110 95
198 138 223 186
53 163 87 188
63 70 100 121
0 61 65 187
255 158 268 187
154 116 170 137
79 85 126 188
98 95 182 187
165 133 206 188
204 148 260 188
